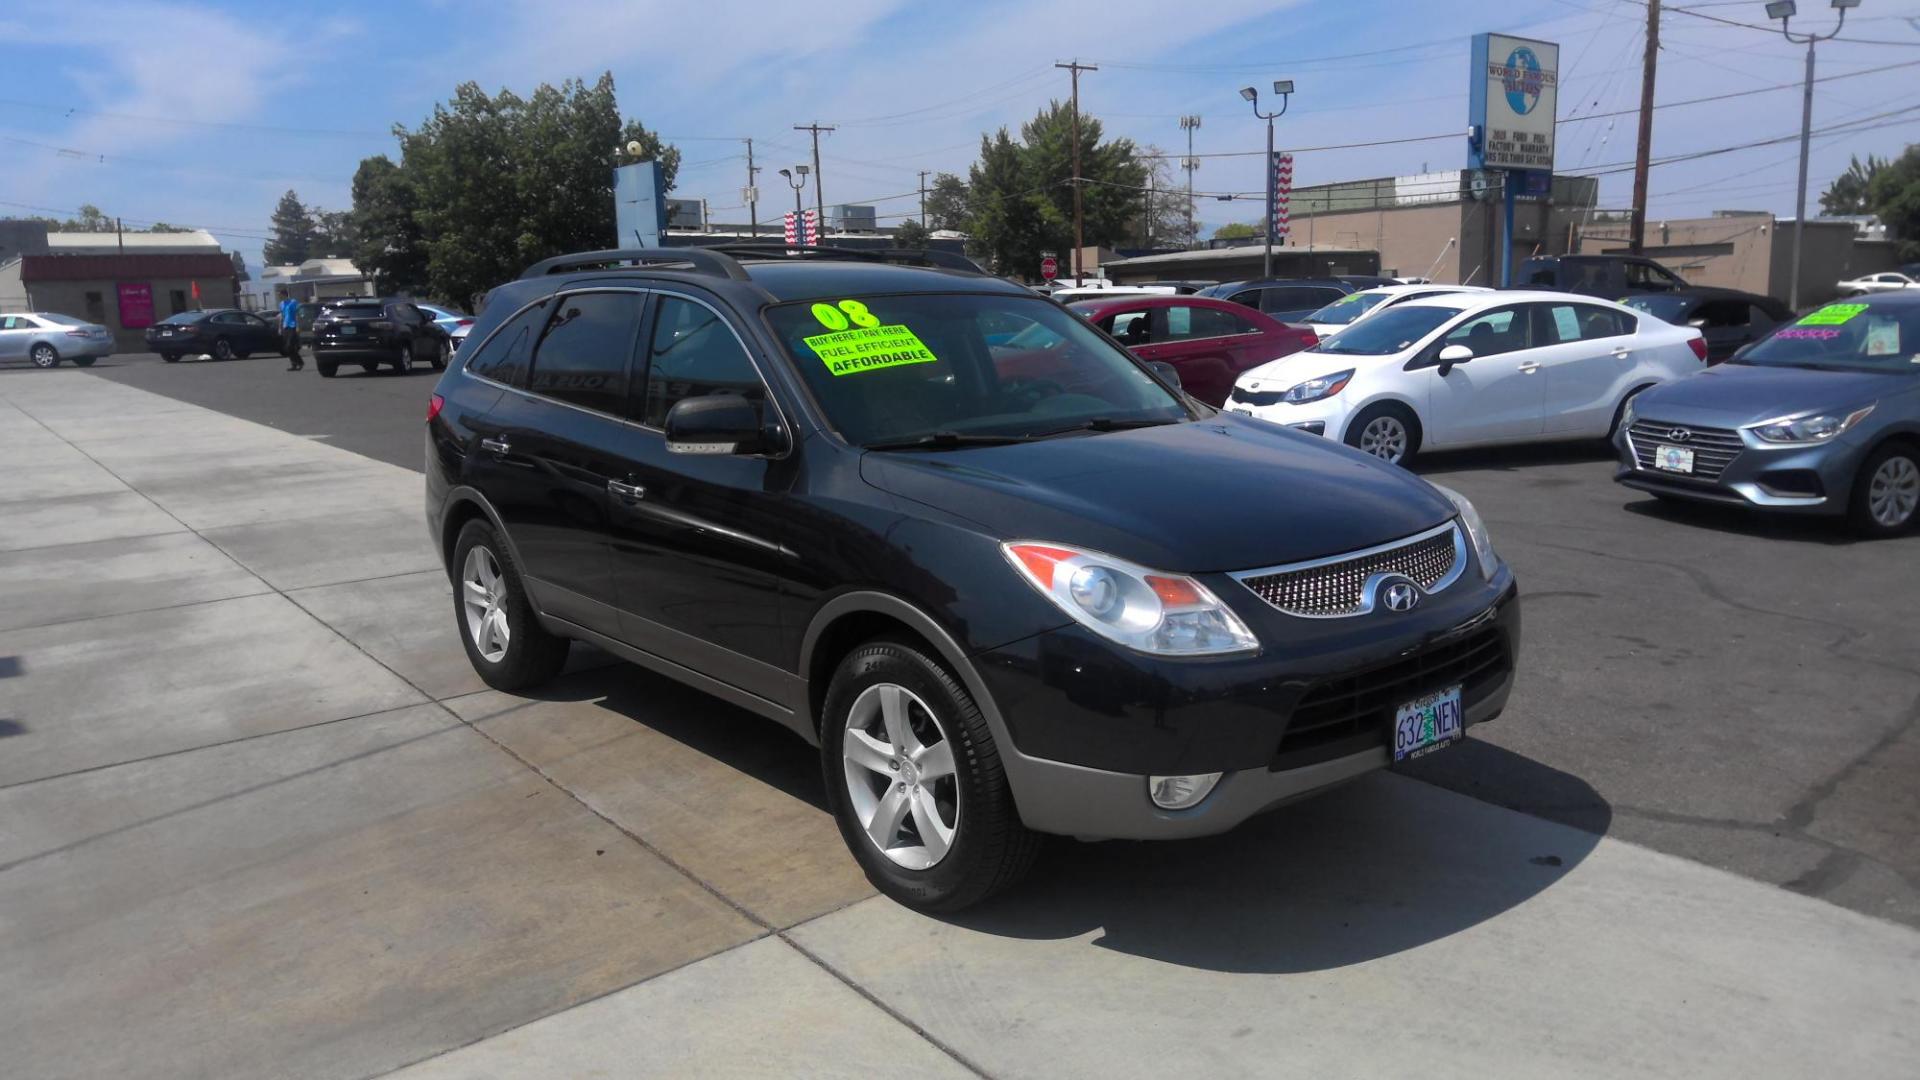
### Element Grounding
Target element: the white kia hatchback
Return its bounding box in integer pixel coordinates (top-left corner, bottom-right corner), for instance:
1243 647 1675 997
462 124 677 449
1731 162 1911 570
1223 290 1707 465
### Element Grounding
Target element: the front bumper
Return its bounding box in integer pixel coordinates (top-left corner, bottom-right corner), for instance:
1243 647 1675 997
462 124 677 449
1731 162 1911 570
975 563 1519 841
315 340 404 360
1221 393 1355 441
1613 416 1864 516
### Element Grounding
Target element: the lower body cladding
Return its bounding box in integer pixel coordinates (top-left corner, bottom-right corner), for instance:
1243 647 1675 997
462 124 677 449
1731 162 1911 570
971 576 1520 841
1613 421 1866 516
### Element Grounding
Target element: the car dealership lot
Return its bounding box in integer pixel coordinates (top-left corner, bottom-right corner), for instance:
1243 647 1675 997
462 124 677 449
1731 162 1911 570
2 364 1916 1077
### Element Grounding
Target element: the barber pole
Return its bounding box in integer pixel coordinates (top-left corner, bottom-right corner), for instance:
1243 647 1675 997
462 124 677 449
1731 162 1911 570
1271 153 1293 244
782 209 821 248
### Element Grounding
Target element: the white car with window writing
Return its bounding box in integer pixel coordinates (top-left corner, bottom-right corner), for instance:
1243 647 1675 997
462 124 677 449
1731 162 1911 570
1223 290 1707 465
1301 283 1493 342
1836 271 1918 297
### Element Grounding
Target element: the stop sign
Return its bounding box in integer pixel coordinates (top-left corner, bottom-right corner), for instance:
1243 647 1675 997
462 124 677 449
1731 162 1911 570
1040 255 1058 281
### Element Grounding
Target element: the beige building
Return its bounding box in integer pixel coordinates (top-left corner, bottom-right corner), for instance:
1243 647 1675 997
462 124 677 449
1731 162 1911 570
0 221 236 350
243 258 378 311
1572 212 1900 304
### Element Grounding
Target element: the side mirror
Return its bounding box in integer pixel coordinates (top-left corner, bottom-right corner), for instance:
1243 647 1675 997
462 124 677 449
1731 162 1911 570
1687 317 1708 328
664 394 783 456
1436 343 1473 376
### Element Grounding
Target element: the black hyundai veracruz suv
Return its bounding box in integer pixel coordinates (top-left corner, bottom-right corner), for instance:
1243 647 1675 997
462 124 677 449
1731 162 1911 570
426 245 1521 911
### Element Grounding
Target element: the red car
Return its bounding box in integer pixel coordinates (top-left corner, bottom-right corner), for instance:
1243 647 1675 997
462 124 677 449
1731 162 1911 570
1065 295 1316 406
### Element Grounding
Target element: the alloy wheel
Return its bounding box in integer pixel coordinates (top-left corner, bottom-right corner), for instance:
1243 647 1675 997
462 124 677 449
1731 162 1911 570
461 545 511 662
1867 454 1919 528
841 682 960 870
30 344 56 368
1359 416 1408 463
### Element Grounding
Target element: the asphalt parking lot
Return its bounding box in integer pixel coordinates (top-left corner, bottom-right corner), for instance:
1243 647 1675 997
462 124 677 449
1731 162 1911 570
3 357 1916 1078
80 348 1920 928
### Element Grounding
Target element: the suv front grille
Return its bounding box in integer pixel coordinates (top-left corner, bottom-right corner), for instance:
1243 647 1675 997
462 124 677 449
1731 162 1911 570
1627 419 1744 481
1235 524 1462 618
1271 625 1510 770
1229 385 1286 407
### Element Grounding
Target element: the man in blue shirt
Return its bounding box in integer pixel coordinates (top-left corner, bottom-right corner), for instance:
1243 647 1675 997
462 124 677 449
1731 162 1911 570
278 289 303 371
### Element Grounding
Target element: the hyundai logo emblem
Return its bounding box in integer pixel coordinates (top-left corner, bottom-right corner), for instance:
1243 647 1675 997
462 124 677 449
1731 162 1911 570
1381 579 1421 613
1667 427 1693 442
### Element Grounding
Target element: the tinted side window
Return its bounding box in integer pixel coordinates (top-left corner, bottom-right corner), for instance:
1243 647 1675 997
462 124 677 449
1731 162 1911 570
1443 307 1529 357
1263 287 1341 313
1226 289 1264 309
525 292 643 415
462 298 551 388
1574 305 1635 339
642 296 763 427
1748 304 1779 331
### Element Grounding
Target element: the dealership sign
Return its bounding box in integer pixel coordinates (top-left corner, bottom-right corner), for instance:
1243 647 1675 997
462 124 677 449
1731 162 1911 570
1469 33 1557 172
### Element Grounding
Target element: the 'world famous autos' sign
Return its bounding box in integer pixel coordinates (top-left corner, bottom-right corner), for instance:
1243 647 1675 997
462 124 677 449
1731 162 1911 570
1469 33 1558 174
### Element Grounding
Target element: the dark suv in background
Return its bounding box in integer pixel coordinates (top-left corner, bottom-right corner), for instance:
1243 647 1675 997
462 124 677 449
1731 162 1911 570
1518 254 1691 297
1199 277 1357 322
313 298 452 377
426 244 1521 911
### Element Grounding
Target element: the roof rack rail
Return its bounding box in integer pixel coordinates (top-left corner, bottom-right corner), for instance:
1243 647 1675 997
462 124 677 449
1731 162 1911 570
705 243 984 276
519 247 752 282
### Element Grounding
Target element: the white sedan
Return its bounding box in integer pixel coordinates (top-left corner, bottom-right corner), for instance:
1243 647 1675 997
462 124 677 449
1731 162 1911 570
1836 272 1917 297
1299 283 1492 341
1222 290 1707 465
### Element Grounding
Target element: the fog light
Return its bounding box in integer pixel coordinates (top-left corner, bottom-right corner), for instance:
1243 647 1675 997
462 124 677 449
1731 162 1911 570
1149 772 1223 810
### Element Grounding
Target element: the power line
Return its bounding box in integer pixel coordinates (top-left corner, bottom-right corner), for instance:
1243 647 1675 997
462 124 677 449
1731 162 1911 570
1644 0 1920 46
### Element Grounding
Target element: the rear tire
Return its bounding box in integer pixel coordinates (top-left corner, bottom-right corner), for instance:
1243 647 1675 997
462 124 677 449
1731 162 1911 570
317 362 338 378
212 338 234 361
1344 402 1421 467
451 519 570 690
1849 443 1920 538
29 343 59 368
161 352 180 363
71 357 97 368
430 339 449 371
821 638 1040 913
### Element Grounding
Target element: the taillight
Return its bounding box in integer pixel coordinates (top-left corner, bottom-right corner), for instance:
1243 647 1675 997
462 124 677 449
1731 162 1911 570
1687 334 1708 362
427 394 444 423
66 330 90 338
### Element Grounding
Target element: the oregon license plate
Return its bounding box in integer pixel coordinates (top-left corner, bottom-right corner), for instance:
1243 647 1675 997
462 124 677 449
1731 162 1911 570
1655 445 1695 473
1392 685 1464 762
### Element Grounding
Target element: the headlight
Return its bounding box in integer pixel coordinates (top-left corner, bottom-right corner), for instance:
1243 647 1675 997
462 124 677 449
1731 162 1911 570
1281 369 1354 404
1002 542 1258 657
1749 405 1874 445
1620 394 1638 429
1429 483 1498 580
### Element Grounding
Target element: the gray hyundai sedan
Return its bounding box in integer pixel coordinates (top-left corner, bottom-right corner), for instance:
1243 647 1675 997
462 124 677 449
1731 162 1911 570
1615 293 1920 537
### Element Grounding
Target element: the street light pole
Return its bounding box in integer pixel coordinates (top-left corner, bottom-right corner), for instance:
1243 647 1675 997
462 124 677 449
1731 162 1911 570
1241 81 1293 281
1769 0 1857 310
779 166 809 240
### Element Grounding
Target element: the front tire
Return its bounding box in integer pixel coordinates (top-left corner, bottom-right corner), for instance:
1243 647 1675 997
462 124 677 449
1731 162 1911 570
452 519 569 690
317 362 338 378
430 339 450 371
29 343 59 368
394 344 414 375
212 338 235 361
1850 443 1920 538
161 352 181 363
821 639 1040 912
1345 402 1421 466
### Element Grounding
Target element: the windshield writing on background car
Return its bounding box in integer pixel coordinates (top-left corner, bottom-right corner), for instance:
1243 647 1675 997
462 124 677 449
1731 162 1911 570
1736 301 1920 373
766 293 1187 447
1312 305 1463 355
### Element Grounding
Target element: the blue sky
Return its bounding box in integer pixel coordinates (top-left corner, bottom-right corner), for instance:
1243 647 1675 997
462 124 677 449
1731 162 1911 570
6 0 1920 271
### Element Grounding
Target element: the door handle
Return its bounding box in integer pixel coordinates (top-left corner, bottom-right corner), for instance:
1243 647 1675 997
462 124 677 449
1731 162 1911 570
1611 347 1632 358
1517 361 1541 373
479 436 510 455
607 479 646 501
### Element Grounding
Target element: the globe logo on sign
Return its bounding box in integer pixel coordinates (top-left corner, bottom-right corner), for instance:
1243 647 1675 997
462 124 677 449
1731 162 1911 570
1502 47 1545 116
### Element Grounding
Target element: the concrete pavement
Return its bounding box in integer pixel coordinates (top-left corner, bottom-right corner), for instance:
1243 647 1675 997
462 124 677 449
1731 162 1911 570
2 370 1916 1078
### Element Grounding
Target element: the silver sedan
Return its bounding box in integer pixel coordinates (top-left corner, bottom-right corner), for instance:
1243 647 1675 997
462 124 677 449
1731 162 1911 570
0 312 115 368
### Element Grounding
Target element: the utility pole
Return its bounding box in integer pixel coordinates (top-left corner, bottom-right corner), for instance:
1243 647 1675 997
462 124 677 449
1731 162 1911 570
745 137 759 238
1056 60 1097 280
795 122 835 236
1628 0 1660 254
1770 0 1855 310
918 170 930 228
1180 115 1201 247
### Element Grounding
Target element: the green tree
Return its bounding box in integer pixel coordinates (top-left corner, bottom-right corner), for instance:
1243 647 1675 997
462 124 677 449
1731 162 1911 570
1821 154 1888 216
348 155 429 295
1867 145 1920 259
264 190 316 265
924 173 969 230
375 73 679 307
891 219 932 247
1213 221 1260 240
145 222 192 233
964 102 1145 277
309 209 354 258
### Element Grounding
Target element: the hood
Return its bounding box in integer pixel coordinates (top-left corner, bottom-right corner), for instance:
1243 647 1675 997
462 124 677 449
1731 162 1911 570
860 417 1455 573
1238 349 1377 389
1634 363 1916 427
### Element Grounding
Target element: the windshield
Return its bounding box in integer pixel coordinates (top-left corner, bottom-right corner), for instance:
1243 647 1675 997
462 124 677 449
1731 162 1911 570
1305 291 1391 326
1734 301 1920 374
158 311 207 324
1311 305 1463 355
327 303 385 317
1620 294 1694 323
39 313 88 326
766 293 1188 447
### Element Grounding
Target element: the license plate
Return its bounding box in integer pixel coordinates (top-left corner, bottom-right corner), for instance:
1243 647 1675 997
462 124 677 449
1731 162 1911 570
1655 445 1695 473
1393 685 1464 762
340 324 357 336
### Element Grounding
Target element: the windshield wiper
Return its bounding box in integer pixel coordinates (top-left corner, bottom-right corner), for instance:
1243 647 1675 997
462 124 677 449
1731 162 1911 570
1033 416 1183 437
862 431 1042 451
